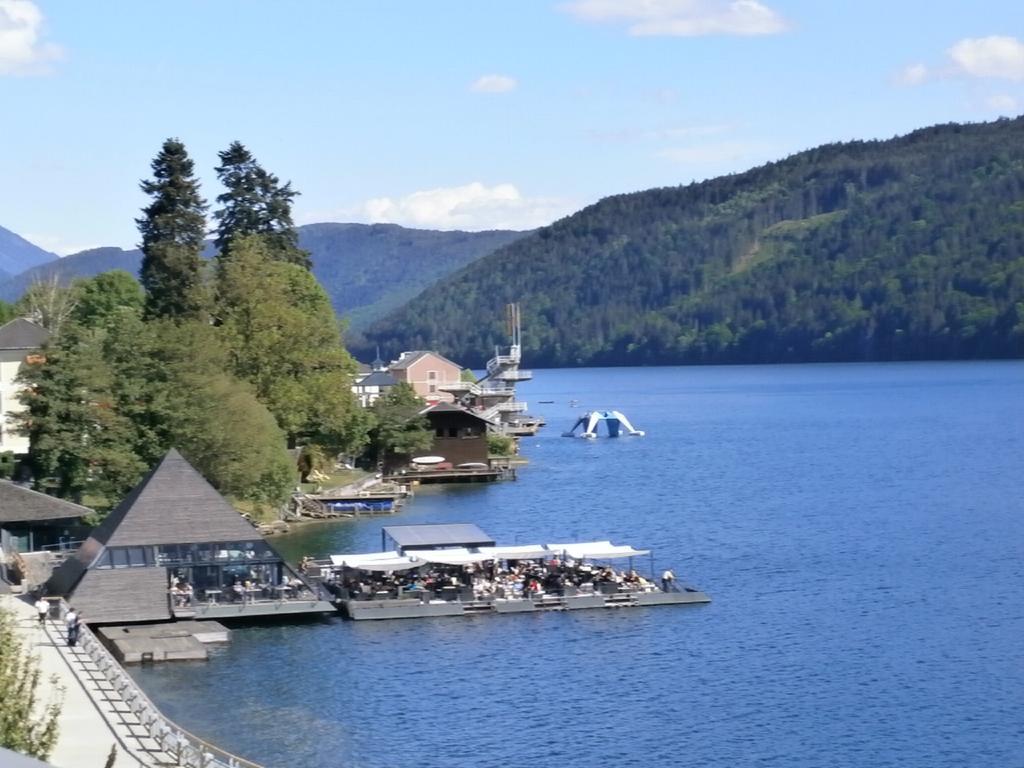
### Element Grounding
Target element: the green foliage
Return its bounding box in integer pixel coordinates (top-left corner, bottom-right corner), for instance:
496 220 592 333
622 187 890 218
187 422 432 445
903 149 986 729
367 383 432 468
217 235 367 454
15 322 148 504
213 142 310 269
72 270 144 330
0 606 64 760
486 432 515 456
137 138 208 319
0 299 14 324
460 368 478 383
364 117 1024 366
0 452 14 480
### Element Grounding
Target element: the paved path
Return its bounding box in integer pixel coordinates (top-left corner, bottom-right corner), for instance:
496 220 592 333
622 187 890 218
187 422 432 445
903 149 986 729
2 595 150 768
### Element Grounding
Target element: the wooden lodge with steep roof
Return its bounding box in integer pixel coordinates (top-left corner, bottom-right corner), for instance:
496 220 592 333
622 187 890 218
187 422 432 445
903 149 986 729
47 449 335 624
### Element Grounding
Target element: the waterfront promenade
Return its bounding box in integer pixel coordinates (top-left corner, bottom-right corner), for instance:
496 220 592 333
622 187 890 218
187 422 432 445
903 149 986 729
1 594 176 767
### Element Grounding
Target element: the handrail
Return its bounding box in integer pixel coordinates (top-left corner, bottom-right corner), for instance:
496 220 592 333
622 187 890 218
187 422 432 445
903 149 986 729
56 599 264 768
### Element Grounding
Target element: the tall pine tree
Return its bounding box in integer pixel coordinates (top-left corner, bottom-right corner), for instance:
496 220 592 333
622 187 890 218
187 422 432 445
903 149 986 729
137 138 207 319
213 141 310 269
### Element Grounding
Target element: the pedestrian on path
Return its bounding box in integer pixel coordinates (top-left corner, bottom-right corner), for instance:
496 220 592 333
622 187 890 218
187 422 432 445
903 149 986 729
66 607 81 647
35 596 49 625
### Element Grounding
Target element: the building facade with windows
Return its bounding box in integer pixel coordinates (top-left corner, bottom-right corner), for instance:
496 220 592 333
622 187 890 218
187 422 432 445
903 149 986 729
0 318 48 456
387 350 462 403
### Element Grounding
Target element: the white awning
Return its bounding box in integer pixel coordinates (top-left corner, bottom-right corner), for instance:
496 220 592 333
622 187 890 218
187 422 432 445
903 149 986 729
329 551 423 572
477 545 551 561
545 541 650 560
408 548 489 566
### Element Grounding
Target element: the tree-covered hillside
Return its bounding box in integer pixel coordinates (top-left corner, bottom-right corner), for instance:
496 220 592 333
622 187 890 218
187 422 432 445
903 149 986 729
360 117 1024 367
0 224 524 329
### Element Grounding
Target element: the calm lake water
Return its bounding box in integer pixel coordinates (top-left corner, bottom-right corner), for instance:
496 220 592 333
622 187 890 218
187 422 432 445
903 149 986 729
131 362 1024 768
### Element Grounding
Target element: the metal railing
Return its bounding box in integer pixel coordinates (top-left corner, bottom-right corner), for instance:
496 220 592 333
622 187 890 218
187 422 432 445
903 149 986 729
56 600 264 768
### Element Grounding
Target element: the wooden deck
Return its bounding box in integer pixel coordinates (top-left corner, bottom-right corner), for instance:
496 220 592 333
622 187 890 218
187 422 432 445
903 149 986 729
384 466 516 485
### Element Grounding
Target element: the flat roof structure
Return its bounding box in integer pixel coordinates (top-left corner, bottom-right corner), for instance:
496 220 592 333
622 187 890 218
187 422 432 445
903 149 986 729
382 523 495 553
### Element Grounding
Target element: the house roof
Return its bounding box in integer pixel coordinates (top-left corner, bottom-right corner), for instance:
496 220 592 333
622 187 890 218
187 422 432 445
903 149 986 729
0 482 93 523
357 370 397 388
61 566 172 624
354 360 372 374
419 402 497 426
388 350 461 371
48 448 268 609
0 318 48 350
86 448 260 548
382 523 495 552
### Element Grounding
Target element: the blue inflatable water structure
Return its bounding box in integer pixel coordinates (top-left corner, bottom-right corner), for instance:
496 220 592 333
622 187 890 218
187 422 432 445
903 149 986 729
562 410 645 438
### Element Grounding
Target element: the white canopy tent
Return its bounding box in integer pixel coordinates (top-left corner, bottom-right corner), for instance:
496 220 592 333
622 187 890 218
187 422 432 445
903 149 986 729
329 552 423 572
545 541 650 560
476 544 552 561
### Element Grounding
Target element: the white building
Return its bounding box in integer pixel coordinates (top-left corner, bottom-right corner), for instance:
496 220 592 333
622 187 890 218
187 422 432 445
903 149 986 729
0 318 48 455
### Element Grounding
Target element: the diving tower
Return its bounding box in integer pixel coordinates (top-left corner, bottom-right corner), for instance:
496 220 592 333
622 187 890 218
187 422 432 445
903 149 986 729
562 410 645 438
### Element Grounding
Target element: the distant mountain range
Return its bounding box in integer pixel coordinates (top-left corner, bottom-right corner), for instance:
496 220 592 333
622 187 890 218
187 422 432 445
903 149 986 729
0 224 525 330
0 225 57 280
359 117 1024 366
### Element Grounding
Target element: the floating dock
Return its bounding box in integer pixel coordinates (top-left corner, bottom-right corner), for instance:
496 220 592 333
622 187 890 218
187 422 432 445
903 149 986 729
316 524 710 621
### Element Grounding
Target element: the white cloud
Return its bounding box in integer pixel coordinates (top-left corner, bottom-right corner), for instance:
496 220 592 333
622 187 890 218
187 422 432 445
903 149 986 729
894 63 929 86
342 183 577 231
984 93 1021 113
470 74 518 93
949 36 1024 81
0 0 62 75
561 0 787 37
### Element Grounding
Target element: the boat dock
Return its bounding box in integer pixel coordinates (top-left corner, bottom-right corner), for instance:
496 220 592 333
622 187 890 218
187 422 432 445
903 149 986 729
314 524 710 621
384 465 515 485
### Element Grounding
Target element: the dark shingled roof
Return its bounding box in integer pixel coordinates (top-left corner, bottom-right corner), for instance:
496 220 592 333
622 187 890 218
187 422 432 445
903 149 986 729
88 448 259 547
62 566 172 624
0 482 92 523
48 448 263 604
358 370 397 388
0 318 48 350
420 402 496 426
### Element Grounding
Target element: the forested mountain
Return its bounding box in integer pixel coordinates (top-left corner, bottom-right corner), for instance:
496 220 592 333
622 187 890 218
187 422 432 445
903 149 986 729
0 224 524 327
360 117 1024 367
0 225 56 279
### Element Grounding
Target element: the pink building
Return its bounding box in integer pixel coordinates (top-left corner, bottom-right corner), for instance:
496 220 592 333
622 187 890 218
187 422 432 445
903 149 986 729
388 351 462 403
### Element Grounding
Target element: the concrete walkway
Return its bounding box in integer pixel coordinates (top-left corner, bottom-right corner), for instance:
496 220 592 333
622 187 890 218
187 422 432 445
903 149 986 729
2 594 148 768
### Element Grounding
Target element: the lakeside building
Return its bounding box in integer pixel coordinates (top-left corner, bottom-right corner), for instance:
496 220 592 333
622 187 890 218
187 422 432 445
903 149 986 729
421 402 493 466
48 449 334 624
0 317 48 456
388 350 462 403
0 481 92 585
353 369 397 407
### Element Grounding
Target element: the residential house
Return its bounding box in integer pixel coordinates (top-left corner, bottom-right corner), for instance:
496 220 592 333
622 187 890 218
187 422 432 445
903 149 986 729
0 318 48 456
353 369 397 408
388 350 462 403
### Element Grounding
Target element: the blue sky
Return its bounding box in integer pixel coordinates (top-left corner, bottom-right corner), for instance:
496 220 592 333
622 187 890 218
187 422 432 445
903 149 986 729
1 0 1023 254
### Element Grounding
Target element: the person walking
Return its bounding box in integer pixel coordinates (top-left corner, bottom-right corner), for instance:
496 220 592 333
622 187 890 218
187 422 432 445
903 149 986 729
65 607 81 648
35 596 49 625
661 569 675 592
